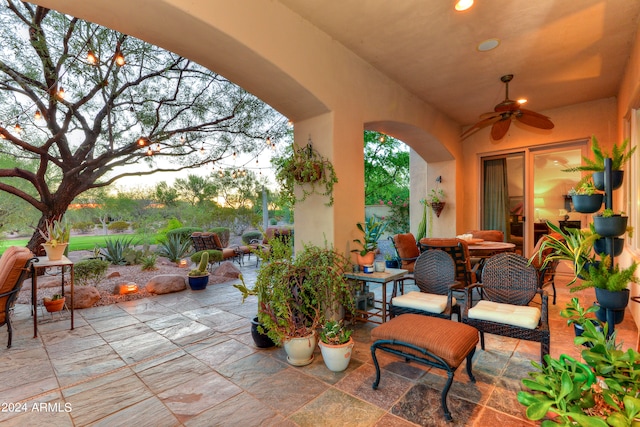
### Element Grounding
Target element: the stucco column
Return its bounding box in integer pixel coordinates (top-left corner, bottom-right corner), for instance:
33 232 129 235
293 112 364 259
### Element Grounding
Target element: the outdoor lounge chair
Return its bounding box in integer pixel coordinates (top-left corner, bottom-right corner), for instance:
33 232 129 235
463 252 550 364
389 249 463 321
0 246 36 348
190 232 242 265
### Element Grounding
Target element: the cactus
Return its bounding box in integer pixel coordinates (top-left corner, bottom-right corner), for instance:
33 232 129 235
189 251 209 276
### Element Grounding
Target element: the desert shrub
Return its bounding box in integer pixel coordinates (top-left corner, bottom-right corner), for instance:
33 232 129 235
157 234 191 262
108 220 130 233
190 250 223 265
269 218 277 225
141 254 158 271
211 227 230 247
123 244 153 265
242 230 263 244
74 259 110 286
72 221 95 234
101 237 138 265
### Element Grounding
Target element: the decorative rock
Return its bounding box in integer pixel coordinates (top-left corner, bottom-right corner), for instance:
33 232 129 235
145 275 187 294
107 271 121 279
38 277 64 289
64 285 101 309
213 262 241 278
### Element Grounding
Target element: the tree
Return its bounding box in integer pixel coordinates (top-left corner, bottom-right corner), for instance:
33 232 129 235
364 131 409 204
0 2 288 252
173 174 217 207
209 169 264 209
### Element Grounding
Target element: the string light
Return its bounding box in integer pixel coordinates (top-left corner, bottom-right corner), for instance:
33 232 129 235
266 137 271 146
87 49 97 65
146 147 153 156
114 42 125 66
180 136 185 143
14 123 22 134
379 135 385 143
57 87 65 99
155 143 161 152
34 110 42 120
199 144 205 155
136 137 147 146
232 151 237 160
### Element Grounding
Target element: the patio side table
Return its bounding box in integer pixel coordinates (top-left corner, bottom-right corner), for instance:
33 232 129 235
344 268 408 324
31 255 75 338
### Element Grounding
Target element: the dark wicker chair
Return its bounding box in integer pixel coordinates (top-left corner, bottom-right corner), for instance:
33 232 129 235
390 249 463 321
462 252 550 364
0 246 36 348
418 238 476 287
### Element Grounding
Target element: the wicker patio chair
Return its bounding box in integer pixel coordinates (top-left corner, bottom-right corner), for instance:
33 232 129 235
462 252 550 364
0 246 36 348
418 238 476 287
390 249 463 321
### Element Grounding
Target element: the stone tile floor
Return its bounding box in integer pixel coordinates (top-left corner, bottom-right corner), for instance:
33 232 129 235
0 262 637 426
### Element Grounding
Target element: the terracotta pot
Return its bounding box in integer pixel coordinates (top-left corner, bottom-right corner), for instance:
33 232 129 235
44 297 65 313
356 251 376 267
42 243 68 261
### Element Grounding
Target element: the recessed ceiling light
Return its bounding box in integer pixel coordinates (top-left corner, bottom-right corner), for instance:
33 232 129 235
455 0 474 11
477 38 500 52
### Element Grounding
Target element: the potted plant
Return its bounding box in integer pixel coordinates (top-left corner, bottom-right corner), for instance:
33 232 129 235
187 251 209 290
428 188 446 217
273 139 339 206
567 179 603 213
518 321 640 425
593 209 629 238
351 216 388 267
529 220 599 286
563 136 637 190
38 217 71 260
384 253 399 269
593 222 632 257
43 294 66 312
560 297 602 339
318 320 354 372
235 239 354 366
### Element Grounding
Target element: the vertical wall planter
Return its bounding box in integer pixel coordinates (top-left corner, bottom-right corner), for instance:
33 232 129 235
593 238 624 257
593 170 624 191
593 215 628 237
571 194 603 213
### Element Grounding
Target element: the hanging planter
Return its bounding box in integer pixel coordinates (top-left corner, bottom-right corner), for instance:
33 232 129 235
593 170 624 191
571 194 603 213
593 237 624 257
273 138 338 206
431 202 446 218
593 212 628 237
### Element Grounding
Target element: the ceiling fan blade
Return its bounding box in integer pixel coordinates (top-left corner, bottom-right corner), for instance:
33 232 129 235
461 115 502 139
479 111 501 120
516 110 554 129
491 118 511 140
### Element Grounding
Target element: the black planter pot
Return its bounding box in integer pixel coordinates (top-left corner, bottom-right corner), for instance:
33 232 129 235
593 170 624 191
571 194 603 213
593 215 628 237
385 259 400 269
593 238 624 257
573 320 603 347
595 287 630 311
251 316 276 348
594 303 625 325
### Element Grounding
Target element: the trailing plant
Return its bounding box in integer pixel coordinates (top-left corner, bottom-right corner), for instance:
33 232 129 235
273 140 339 206
578 255 638 292
157 234 191 262
74 258 110 287
428 188 445 204
189 251 209 277
530 220 599 287
101 236 139 265
319 320 352 345
563 136 637 173
352 216 388 256
416 198 428 240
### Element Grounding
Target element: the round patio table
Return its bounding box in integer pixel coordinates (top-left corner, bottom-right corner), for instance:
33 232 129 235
467 241 515 256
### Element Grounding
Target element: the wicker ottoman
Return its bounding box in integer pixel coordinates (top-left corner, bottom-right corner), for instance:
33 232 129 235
370 314 479 421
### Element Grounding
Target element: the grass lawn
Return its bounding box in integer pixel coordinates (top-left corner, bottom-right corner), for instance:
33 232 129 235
0 233 163 255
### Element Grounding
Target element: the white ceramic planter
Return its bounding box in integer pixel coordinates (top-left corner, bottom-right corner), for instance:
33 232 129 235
318 338 354 372
283 331 316 366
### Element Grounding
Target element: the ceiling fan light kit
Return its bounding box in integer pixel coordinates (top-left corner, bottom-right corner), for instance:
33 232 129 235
461 74 554 140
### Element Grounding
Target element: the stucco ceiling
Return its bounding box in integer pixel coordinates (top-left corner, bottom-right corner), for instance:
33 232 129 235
279 0 640 127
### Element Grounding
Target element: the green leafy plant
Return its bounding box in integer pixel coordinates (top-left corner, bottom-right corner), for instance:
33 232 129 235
579 255 638 292
74 258 110 286
141 254 158 271
563 136 637 173
428 188 445 204
319 320 352 345
560 297 601 328
568 179 599 196
157 234 191 262
530 220 599 287
273 141 339 206
242 230 263 244
107 220 130 233
352 216 388 256
38 217 71 247
100 236 139 265
189 251 209 277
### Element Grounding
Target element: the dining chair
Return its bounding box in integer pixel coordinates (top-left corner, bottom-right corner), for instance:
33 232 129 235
389 233 420 273
389 249 463 321
466 229 504 242
462 252 550 364
418 238 476 287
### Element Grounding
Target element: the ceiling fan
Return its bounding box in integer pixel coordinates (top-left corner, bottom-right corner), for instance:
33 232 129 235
461 74 554 140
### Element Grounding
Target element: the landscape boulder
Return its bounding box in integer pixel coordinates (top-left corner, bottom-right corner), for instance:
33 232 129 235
64 285 101 309
145 275 187 294
212 262 241 279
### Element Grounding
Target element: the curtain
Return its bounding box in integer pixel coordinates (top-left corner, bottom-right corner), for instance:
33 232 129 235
483 158 510 237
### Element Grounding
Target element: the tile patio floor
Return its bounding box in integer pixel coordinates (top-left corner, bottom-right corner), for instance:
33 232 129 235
0 262 637 426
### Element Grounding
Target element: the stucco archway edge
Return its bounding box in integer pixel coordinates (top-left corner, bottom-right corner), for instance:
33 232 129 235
32 0 463 251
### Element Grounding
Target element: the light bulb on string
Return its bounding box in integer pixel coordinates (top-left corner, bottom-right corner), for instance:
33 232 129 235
137 137 147 146
266 137 271 146
180 136 185 144
34 110 42 121
14 123 22 134
114 42 125 66
199 144 205 155
155 143 161 152
146 147 153 156
232 151 237 160
379 135 385 143
87 50 98 65
57 86 65 100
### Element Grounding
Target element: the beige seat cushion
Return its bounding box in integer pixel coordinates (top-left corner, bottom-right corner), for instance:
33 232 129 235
392 291 456 314
371 314 478 368
468 300 540 329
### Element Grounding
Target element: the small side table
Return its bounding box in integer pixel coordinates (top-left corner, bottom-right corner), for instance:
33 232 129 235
343 268 408 324
31 255 74 338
